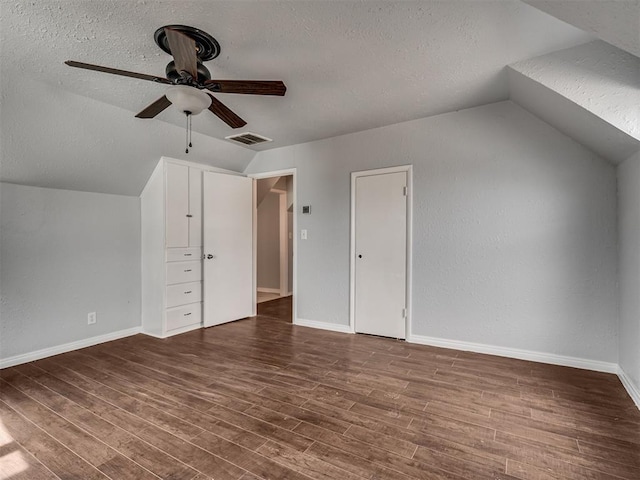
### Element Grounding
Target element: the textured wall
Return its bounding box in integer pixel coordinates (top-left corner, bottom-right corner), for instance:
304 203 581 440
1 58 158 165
618 151 640 390
245 101 619 363
0 183 141 359
257 191 281 290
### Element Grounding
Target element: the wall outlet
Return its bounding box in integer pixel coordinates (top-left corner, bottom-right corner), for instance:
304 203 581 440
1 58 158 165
301 229 308 240
88 312 97 325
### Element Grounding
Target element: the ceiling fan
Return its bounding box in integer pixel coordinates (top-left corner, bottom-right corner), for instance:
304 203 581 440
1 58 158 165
65 25 286 130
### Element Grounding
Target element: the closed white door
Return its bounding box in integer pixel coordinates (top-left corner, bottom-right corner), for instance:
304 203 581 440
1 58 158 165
203 172 254 327
354 171 407 338
188 167 202 247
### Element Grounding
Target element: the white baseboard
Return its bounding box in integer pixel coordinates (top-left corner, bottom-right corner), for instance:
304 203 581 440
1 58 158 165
618 366 640 409
0 327 142 369
257 287 281 294
407 334 619 374
295 318 354 334
143 323 202 339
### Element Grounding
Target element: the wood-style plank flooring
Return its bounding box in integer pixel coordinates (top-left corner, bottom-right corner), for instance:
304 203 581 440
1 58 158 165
1 298 639 479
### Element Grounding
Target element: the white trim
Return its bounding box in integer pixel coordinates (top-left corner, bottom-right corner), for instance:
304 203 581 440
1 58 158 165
251 179 258 316
250 169 297 180
145 323 202 339
257 287 281 294
407 334 619 374
295 318 354 334
278 191 288 297
349 165 413 337
249 168 297 324
0 327 142 369
618 366 640 409
161 156 244 176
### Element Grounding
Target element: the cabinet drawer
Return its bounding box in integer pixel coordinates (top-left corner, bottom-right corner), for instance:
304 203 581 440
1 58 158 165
166 261 201 285
166 303 201 331
166 247 202 262
166 281 201 308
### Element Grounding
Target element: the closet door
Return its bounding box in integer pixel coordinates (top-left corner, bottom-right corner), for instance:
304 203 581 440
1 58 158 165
202 172 253 327
188 167 202 247
165 163 189 248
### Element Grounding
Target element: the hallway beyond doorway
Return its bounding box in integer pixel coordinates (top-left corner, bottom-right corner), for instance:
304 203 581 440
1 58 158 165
257 295 292 322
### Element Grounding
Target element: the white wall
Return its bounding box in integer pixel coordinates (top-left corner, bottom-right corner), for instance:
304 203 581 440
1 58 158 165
618 151 640 400
245 101 619 364
257 191 281 290
0 183 140 362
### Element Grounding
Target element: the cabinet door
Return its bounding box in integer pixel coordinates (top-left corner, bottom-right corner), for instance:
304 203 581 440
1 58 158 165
166 163 189 248
188 167 202 247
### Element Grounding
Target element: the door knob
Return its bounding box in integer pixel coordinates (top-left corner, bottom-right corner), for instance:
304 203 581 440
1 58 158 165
358 254 362 258
206 254 214 259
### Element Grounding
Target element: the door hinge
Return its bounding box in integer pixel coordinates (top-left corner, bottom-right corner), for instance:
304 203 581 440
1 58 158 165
402 186 408 196
402 308 407 318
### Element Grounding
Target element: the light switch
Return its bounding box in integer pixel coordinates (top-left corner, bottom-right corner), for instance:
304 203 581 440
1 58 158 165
301 229 308 240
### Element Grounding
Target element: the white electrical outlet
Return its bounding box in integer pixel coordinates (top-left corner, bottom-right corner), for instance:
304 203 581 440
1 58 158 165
88 312 97 325
301 229 308 240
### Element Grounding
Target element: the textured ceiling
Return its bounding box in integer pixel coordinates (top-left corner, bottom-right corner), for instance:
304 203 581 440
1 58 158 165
511 40 640 141
523 0 640 57
1 0 594 195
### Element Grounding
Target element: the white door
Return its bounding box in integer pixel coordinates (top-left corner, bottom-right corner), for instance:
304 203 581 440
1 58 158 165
203 172 254 327
354 171 407 338
188 167 202 247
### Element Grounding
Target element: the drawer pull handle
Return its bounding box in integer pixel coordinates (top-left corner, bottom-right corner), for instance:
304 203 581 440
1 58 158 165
184 269 192 272
184 312 192 316
186 214 193 218
184 253 192 256
184 291 192 294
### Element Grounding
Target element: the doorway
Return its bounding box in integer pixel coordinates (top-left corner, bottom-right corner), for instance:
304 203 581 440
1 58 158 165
350 166 412 338
253 171 295 322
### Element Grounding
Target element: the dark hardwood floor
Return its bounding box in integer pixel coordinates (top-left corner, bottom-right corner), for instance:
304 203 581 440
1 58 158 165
257 296 292 323
1 307 638 479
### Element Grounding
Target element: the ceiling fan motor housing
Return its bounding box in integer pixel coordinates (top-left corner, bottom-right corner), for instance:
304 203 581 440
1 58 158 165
165 60 212 84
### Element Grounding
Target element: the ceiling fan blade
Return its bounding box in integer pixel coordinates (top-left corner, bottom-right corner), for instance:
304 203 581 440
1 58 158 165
135 95 172 118
164 27 198 80
204 80 286 96
207 93 247 129
65 61 172 84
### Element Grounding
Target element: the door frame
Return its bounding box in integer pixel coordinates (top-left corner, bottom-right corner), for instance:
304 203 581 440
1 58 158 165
349 165 413 336
248 168 297 322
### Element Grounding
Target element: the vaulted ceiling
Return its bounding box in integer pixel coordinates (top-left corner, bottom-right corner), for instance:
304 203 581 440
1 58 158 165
0 1 637 196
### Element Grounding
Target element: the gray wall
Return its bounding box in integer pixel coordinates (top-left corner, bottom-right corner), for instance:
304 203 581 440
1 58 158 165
618 151 640 392
0 182 141 360
245 101 619 363
257 191 281 290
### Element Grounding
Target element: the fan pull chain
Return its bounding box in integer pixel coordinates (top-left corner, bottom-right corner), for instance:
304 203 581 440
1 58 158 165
185 112 192 154
189 114 193 148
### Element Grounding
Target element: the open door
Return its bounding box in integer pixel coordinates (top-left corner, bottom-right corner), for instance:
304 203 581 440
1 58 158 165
203 172 254 327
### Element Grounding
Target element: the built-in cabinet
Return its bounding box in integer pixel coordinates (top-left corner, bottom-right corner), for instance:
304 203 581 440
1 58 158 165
142 157 256 338
141 159 204 337
166 163 202 248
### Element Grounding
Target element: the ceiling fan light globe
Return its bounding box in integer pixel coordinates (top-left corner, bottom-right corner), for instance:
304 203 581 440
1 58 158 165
165 85 211 115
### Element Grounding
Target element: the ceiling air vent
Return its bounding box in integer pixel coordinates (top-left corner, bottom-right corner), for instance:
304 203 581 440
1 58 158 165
225 132 273 146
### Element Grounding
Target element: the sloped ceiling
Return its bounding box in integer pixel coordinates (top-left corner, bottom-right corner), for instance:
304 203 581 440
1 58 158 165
523 0 640 57
508 40 640 165
1 0 594 196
